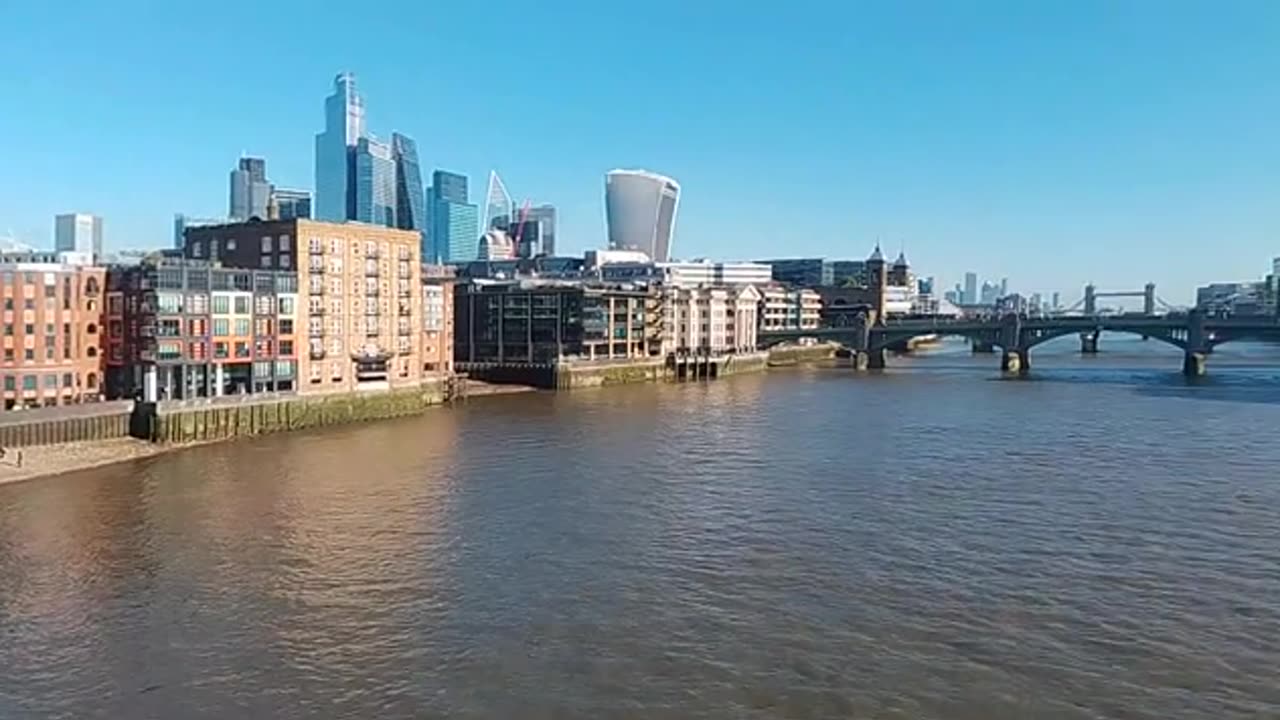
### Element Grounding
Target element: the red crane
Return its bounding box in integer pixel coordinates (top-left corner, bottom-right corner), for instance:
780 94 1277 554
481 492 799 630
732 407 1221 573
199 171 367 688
512 199 533 252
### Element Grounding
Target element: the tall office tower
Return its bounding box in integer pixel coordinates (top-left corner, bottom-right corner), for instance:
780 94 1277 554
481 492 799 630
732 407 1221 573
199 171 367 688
1051 291 1061 310
314 72 366 221
229 157 272 220
427 170 480 263
482 171 514 231
391 133 425 235
353 136 396 227
54 213 104 261
963 272 978 305
1000 277 1009 297
271 188 312 220
605 169 680 262
524 204 557 256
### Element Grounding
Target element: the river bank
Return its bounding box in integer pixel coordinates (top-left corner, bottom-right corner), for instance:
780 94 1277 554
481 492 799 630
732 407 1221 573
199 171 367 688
0 437 180 487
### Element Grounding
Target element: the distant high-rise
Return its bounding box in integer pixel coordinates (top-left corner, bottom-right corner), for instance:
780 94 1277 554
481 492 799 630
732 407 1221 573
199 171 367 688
427 170 479 264
172 213 224 250
314 72 366 221
229 157 272 220
54 213 103 260
963 272 978 305
523 204 557 256
391 133 425 236
1000 277 1009 297
271 188 312 220
483 171 515 231
1051 291 1061 310
605 169 680 262
353 136 396 227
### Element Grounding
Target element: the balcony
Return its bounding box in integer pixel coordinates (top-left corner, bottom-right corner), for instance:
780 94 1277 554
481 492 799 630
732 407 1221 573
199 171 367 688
398 302 411 317
310 348 326 360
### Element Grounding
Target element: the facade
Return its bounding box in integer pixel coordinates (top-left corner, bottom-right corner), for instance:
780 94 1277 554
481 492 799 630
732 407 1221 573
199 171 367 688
54 213 104 261
477 229 517 261
454 280 658 364
420 265 455 375
1 251 105 410
963 272 978 305
525 204 557 256
757 258 867 288
428 170 480 264
598 260 772 288
314 73 366 222
456 256 586 281
272 188 312 220
185 219 426 392
354 136 396 227
229 157 272 221
391 133 425 235
1196 281 1269 316
658 285 761 356
758 284 822 332
605 169 680 262
104 257 298 401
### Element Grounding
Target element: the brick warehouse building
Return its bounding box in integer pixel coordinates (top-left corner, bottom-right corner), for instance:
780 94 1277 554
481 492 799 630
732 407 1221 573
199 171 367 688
184 219 430 392
0 251 105 410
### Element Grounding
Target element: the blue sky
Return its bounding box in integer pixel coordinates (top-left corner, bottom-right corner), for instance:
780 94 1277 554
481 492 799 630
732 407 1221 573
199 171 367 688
1 0 1276 302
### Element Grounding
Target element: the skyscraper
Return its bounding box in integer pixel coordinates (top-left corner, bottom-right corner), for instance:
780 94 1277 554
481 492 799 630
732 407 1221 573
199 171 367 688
524 204 557 256
482 171 514 231
314 72 366 222
391 133 425 235
54 213 103 260
427 170 480 264
354 136 396 227
229 157 272 220
605 169 680 262
271 188 312 220
963 272 978 305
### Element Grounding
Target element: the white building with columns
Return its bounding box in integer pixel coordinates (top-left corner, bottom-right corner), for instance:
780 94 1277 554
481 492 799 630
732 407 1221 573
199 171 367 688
659 284 760 356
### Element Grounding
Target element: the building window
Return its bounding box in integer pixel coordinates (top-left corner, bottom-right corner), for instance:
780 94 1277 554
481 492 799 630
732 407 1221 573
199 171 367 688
189 342 207 360
275 359 295 377
23 324 33 335
261 236 273 252
86 372 97 390
24 349 33 361
192 241 204 258
2 349 11 362
234 319 250 336
280 319 294 335
254 318 273 336
2 324 10 336
260 255 271 268
226 238 237 251
279 254 291 269
255 295 274 315
279 339 294 355
157 319 180 337
187 318 207 336
44 374 58 389
157 342 182 360
279 297 295 315
3 376 13 391
254 361 272 379
23 376 37 391
234 296 250 314
212 295 230 314
214 342 229 359
213 319 230 336
62 373 73 388
188 294 209 314
234 341 250 358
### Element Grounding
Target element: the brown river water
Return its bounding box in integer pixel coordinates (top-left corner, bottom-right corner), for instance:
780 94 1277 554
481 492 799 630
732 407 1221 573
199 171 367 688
1 337 1278 719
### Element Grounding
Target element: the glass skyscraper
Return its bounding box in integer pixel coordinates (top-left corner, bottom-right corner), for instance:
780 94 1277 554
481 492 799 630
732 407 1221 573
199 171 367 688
605 169 680 262
482 170 514 231
392 133 425 235
314 73 366 222
354 136 396 227
229 157 271 220
427 170 480 264
523 204 557 256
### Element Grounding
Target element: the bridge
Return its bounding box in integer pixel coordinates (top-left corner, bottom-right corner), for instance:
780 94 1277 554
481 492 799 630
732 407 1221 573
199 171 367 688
759 311 1280 376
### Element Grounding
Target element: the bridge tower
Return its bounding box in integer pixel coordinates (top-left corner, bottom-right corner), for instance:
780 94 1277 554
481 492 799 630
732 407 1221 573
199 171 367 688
866 244 888 326
1143 283 1156 316
1084 284 1097 315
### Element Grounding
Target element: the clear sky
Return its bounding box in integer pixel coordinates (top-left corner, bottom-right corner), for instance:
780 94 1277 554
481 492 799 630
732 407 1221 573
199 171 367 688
1 0 1276 303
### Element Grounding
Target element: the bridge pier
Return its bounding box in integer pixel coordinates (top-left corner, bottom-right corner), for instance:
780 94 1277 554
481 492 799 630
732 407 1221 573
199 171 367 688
867 348 886 370
972 340 996 354
851 351 868 371
1001 349 1030 375
1080 331 1099 354
1183 352 1207 378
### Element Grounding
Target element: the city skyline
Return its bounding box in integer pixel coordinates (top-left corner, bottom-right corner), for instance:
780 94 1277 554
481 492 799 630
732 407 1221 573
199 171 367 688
1 1 1277 301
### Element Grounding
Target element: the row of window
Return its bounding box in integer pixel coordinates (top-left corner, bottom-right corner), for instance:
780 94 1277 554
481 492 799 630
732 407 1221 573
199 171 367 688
154 339 297 362
307 237 414 260
154 293 297 316
1 373 92 391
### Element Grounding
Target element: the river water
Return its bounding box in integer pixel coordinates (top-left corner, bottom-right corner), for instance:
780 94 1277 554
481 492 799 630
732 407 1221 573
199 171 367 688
2 337 1279 719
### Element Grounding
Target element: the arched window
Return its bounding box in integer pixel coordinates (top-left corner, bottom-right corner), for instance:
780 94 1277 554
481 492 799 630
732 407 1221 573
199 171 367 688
86 323 98 335
87 300 97 312
87 346 98 358
84 277 100 296
86 372 98 390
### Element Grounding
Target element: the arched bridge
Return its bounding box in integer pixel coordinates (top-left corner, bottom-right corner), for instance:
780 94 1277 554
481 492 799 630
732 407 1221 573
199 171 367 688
758 312 1280 376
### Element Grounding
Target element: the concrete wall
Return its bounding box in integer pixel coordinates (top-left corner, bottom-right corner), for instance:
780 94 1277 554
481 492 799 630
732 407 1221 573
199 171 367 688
0 402 133 448
134 382 448 444
554 358 668 389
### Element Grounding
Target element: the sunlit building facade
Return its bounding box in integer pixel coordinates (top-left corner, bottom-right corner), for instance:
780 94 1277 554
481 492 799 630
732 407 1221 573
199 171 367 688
605 169 680 262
